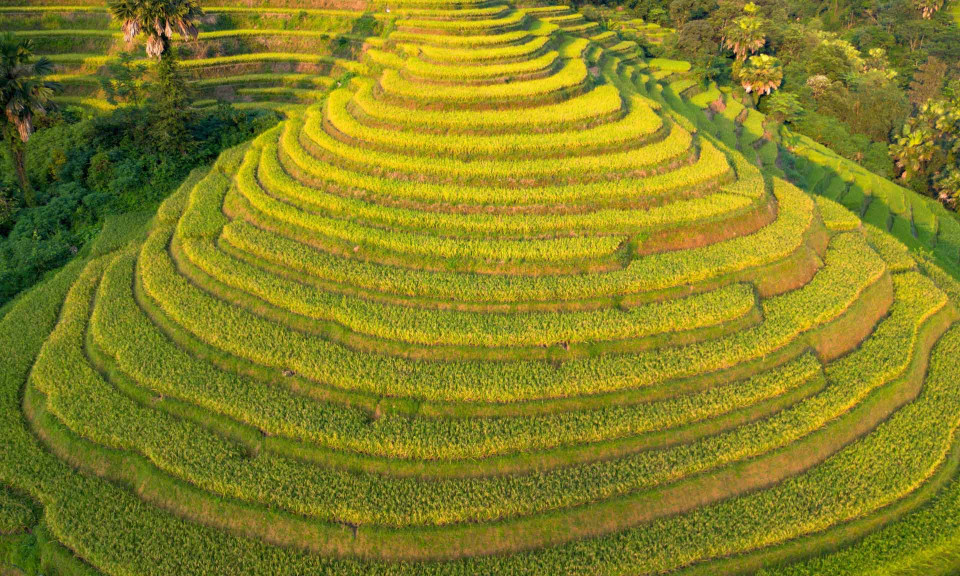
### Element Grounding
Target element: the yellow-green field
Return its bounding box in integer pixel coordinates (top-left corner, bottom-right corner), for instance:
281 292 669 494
0 3 383 108
4 1 960 575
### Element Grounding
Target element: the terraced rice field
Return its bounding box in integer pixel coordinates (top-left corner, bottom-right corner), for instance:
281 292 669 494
677 79 960 282
783 131 960 276
5 0 960 575
0 4 385 108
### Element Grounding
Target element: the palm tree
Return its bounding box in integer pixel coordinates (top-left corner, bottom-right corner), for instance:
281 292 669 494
0 34 60 201
110 0 200 155
108 0 203 59
890 126 936 182
736 54 783 104
723 3 765 61
724 16 765 61
913 0 944 19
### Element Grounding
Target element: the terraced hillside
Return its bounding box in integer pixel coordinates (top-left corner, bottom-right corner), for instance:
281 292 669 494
6 1 960 575
666 76 960 280
0 4 382 109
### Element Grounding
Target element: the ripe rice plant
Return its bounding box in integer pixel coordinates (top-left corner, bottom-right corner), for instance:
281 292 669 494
400 49 559 83
256 137 753 239
325 86 663 158
5 1 960 573
395 9 525 34
377 58 589 109
281 118 733 205
180 233 759 348
230 151 631 265
141 216 882 404
412 34 550 63
349 77 625 133
93 264 823 462
217 176 814 306
388 29 532 47
302 107 694 183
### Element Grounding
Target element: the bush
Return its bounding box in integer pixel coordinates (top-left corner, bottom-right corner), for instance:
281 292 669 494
793 110 896 178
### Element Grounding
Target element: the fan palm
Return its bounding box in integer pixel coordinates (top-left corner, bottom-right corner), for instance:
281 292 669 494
890 126 937 181
723 16 766 61
0 34 60 200
108 0 203 59
913 0 944 19
737 54 783 103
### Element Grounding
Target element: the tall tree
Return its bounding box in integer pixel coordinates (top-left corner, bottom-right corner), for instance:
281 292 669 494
909 57 948 107
913 0 944 19
108 0 203 59
723 2 766 61
0 34 60 203
764 91 804 123
100 51 150 107
669 0 716 27
890 97 960 205
108 0 201 154
736 54 783 103
150 50 193 154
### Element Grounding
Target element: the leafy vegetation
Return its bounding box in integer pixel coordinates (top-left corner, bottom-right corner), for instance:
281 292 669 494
0 92 277 305
0 34 59 197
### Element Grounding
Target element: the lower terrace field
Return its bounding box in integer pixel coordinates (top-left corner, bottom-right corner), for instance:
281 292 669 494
5 0 960 575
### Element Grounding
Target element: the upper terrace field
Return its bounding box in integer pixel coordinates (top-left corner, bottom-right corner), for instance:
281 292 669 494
4 0 960 575
0 3 382 106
